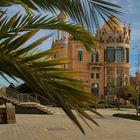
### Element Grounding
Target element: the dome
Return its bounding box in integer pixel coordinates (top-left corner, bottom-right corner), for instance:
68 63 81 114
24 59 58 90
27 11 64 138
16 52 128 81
100 17 124 32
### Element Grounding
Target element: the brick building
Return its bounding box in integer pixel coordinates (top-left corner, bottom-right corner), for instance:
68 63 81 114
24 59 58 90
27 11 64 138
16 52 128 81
52 13 131 99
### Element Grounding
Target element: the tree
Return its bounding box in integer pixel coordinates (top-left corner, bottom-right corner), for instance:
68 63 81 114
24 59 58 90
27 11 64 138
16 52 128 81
120 85 137 104
0 0 121 133
16 83 35 93
115 76 124 110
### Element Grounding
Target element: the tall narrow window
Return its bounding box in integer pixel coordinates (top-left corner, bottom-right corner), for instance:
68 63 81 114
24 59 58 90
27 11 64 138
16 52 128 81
124 48 129 63
92 50 99 62
96 73 99 79
106 77 114 95
106 47 115 63
78 49 83 61
116 48 123 63
91 73 94 79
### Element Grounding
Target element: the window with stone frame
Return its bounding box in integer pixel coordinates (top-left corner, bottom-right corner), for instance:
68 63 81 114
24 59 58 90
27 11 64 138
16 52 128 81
116 47 123 63
124 48 129 63
91 73 94 79
92 50 99 63
106 47 115 63
96 73 99 79
78 49 83 61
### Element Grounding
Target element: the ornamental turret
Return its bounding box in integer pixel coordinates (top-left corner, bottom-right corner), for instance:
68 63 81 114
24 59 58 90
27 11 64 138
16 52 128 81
96 17 131 44
57 12 69 43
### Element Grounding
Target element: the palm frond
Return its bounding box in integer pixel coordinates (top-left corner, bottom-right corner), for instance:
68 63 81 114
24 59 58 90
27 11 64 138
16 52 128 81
0 13 96 51
0 13 101 133
0 0 121 33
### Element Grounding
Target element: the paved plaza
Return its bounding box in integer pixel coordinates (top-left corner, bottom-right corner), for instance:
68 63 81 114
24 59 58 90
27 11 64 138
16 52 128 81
0 108 140 140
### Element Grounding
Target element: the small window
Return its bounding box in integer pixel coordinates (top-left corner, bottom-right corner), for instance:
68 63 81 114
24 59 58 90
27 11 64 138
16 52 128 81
92 50 99 63
78 50 83 61
96 73 99 79
91 73 94 79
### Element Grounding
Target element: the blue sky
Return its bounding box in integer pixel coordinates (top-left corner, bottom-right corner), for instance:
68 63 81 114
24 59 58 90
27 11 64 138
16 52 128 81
0 0 140 85
109 0 140 75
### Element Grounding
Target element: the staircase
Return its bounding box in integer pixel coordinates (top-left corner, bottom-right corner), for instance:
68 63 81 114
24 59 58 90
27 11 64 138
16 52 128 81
0 85 53 115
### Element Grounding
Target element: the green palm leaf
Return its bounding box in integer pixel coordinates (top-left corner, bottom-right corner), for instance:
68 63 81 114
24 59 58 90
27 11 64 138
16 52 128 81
0 0 121 33
0 0 122 133
0 13 96 51
0 13 101 133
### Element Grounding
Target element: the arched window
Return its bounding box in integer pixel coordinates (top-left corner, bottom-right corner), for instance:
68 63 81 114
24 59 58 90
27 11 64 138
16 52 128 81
92 50 99 63
116 48 123 63
91 83 99 97
78 49 83 61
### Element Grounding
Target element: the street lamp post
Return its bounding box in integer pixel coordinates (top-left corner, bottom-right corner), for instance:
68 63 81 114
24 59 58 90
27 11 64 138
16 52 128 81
133 46 140 116
136 73 140 116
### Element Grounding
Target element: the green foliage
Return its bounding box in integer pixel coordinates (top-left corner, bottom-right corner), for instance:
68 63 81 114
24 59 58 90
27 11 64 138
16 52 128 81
16 83 35 93
119 85 137 103
113 113 140 121
0 0 121 34
120 104 135 108
97 104 115 108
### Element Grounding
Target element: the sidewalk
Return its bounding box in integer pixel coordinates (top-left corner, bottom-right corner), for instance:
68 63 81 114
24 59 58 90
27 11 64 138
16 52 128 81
0 108 139 140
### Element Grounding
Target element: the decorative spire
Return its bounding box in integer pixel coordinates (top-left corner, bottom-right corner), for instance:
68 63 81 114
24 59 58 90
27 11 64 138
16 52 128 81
123 21 127 36
52 35 55 43
57 11 67 20
128 24 131 36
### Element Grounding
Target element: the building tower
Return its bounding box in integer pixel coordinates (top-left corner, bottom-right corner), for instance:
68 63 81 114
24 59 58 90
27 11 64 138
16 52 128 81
52 12 70 69
96 17 131 99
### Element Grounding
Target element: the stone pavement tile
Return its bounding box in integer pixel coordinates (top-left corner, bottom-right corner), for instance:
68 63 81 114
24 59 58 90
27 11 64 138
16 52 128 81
0 109 140 140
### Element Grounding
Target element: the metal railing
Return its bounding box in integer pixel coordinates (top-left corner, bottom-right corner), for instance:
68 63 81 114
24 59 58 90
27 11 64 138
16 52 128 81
29 93 52 105
0 83 39 103
5 88 40 103
0 83 53 106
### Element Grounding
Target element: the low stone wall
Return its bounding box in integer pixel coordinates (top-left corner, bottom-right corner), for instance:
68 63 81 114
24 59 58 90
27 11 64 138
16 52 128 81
6 103 16 124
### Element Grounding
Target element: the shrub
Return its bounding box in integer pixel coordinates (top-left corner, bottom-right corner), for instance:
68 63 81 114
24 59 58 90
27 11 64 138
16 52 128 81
120 104 135 108
113 113 140 121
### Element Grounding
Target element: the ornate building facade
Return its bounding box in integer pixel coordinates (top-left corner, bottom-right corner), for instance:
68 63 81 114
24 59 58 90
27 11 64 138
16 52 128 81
52 14 131 99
